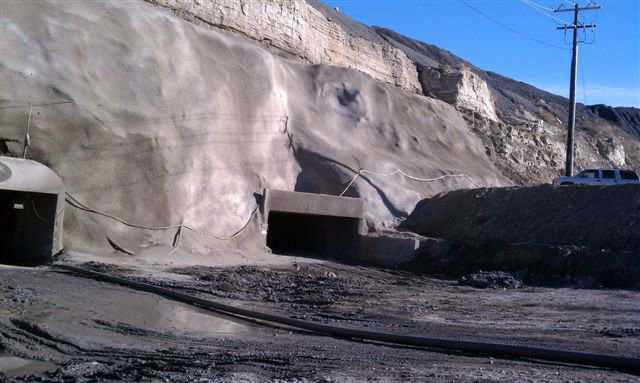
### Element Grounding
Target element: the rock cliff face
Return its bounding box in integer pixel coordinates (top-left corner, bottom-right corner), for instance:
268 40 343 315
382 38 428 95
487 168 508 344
375 27 640 185
419 66 499 122
147 0 421 93
144 1 639 186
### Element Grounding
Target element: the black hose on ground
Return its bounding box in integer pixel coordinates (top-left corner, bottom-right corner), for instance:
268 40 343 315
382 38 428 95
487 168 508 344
55 264 640 373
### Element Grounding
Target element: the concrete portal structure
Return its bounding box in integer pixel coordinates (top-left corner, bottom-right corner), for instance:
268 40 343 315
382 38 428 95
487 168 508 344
264 189 364 258
0 157 65 265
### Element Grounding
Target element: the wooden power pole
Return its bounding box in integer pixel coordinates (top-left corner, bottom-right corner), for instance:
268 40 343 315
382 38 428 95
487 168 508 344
555 2 600 177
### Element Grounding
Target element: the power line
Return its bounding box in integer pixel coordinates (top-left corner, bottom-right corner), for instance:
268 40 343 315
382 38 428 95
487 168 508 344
521 0 556 12
518 0 567 25
459 0 569 50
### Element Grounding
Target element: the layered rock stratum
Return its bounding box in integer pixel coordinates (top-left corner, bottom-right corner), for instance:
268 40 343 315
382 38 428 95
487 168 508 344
0 0 638 255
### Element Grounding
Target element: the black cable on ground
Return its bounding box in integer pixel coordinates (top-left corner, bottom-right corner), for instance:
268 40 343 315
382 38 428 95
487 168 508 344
55 264 640 374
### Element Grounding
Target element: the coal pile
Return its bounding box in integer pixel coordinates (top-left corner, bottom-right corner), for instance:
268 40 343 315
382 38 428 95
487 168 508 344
458 271 523 289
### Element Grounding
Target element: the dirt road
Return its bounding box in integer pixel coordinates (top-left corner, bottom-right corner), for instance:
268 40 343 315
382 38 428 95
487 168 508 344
1 260 638 382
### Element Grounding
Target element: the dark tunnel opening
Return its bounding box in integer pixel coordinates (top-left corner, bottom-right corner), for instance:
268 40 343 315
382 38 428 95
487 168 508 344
0 190 57 266
266 211 361 259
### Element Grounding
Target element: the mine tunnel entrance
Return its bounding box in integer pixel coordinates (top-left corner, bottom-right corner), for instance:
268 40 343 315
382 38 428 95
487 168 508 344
0 190 57 265
264 189 364 259
266 211 361 257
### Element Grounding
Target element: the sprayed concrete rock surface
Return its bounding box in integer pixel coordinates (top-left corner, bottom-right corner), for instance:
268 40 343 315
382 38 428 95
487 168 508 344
0 0 508 255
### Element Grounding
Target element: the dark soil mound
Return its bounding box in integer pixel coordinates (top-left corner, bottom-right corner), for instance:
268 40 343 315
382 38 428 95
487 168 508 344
402 185 640 288
404 184 640 252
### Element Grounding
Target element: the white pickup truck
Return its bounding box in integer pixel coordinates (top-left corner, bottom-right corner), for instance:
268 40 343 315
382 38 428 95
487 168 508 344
554 169 640 186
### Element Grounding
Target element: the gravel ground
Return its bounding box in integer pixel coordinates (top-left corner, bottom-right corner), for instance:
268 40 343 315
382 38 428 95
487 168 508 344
0 261 638 382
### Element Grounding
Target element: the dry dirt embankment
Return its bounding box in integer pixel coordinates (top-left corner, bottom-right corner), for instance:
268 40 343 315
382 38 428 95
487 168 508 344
403 185 640 288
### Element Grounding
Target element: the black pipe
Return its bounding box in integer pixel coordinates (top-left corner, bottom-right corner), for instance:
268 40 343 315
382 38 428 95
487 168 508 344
55 265 640 373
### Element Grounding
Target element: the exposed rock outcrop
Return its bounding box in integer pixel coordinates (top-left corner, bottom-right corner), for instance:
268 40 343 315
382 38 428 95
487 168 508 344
146 0 421 93
596 137 626 167
375 27 640 184
419 65 499 122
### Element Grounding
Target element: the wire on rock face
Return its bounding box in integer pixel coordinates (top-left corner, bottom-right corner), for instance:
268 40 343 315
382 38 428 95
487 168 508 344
65 192 182 231
186 206 260 241
64 165 474 239
65 191 258 241
339 168 478 197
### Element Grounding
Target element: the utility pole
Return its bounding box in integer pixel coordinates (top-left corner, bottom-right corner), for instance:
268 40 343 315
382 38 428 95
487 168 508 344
555 2 600 177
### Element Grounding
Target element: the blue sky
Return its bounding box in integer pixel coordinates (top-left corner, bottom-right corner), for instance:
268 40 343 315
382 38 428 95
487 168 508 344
321 0 640 107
